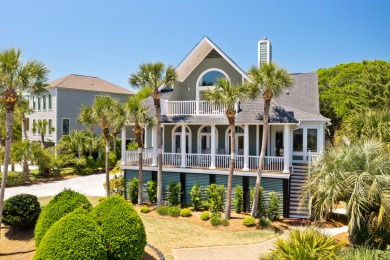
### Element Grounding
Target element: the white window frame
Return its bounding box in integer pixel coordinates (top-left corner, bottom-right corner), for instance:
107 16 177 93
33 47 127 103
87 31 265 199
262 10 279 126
196 68 230 100
171 125 192 153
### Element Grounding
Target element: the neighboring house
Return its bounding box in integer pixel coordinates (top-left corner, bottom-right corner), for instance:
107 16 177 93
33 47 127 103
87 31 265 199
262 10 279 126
26 74 134 145
121 37 330 218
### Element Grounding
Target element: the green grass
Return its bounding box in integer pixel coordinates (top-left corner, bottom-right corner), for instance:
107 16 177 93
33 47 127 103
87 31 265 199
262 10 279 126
38 196 277 260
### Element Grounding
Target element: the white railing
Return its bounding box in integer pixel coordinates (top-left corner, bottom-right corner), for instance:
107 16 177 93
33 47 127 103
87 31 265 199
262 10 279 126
164 100 226 115
163 153 181 167
310 153 321 163
186 153 211 168
124 148 153 165
125 150 284 172
248 156 284 172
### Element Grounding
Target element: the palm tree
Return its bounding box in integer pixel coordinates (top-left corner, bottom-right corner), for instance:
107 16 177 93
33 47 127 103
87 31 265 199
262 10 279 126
10 140 41 181
90 96 119 196
61 130 88 158
32 119 55 148
111 102 126 154
126 95 154 205
77 105 97 156
0 48 49 234
129 62 177 206
302 138 390 247
248 62 293 217
203 78 249 219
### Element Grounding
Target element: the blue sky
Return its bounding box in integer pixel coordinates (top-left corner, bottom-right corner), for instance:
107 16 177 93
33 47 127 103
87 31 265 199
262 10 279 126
1 1 389 91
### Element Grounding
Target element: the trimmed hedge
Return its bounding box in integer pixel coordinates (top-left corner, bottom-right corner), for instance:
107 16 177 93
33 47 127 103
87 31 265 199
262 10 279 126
92 195 146 260
33 209 106 260
200 211 210 221
0 171 25 186
34 189 91 247
180 208 192 217
242 216 256 227
2 194 41 230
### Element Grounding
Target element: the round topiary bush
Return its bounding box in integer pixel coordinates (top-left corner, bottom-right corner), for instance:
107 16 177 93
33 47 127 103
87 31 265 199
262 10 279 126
242 216 256 227
200 211 210 221
33 209 106 260
180 208 192 217
168 206 181 217
156 206 170 216
34 189 92 247
140 205 150 213
2 194 41 230
92 195 146 260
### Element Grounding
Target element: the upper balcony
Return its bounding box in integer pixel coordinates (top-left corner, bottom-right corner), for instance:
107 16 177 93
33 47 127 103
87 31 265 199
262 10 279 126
161 100 230 116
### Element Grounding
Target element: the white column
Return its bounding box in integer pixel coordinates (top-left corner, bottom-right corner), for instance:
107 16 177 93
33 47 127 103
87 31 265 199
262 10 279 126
121 127 126 165
283 124 291 173
243 124 249 171
151 126 158 166
209 124 216 169
180 125 186 167
318 124 325 153
196 98 200 115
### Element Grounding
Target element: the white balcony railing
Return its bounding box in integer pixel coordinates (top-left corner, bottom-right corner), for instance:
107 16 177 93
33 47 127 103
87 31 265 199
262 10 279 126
125 150 284 172
163 100 227 116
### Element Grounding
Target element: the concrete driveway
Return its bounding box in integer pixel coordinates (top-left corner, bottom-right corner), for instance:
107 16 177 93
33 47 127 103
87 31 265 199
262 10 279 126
4 173 108 200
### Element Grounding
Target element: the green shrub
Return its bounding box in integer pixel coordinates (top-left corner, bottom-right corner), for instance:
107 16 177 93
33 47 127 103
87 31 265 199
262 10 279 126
86 156 97 170
250 186 266 217
261 227 345 260
0 171 25 187
266 192 281 220
221 218 230 226
156 206 170 216
34 189 92 247
127 141 138 150
33 209 105 260
200 211 210 221
242 216 256 227
73 157 93 175
109 151 117 169
180 208 192 217
103 175 125 196
210 212 222 226
233 185 244 213
259 217 271 228
190 182 202 211
2 194 41 230
205 184 225 212
167 181 181 206
168 206 181 217
140 205 150 213
341 245 390 260
92 195 146 260
147 180 157 204
129 177 139 203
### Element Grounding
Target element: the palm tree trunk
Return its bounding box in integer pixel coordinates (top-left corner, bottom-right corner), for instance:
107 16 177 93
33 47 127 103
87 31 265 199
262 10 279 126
41 133 45 148
251 99 271 217
23 160 30 181
113 131 117 154
153 91 163 206
22 114 28 140
0 104 16 235
103 128 111 197
225 118 236 219
135 126 143 205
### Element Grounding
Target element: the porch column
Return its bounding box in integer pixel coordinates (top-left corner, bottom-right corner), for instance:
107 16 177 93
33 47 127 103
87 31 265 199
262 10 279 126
283 124 291 173
121 127 126 165
318 124 325 153
256 125 259 156
243 124 249 171
151 126 158 166
180 124 186 167
196 98 200 115
209 124 216 169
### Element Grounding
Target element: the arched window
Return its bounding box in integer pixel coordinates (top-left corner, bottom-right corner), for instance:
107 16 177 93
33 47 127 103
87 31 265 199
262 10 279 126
172 125 192 153
196 69 230 100
225 126 245 154
198 125 218 154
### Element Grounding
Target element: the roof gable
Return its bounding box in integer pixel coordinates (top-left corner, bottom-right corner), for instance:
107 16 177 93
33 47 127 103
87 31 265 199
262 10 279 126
176 37 250 83
48 74 134 95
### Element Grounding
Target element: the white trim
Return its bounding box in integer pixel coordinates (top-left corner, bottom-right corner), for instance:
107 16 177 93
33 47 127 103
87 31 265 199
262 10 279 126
197 125 219 154
176 36 250 83
225 125 244 154
171 125 192 153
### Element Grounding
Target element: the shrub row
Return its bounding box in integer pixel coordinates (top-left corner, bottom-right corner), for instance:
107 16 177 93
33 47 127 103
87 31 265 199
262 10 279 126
0 171 25 187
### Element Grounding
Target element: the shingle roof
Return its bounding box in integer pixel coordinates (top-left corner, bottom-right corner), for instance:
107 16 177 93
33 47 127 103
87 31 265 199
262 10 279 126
48 74 134 95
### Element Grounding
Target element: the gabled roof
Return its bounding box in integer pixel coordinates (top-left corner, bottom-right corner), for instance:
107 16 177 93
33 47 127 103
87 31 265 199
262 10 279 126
176 36 250 83
48 74 134 95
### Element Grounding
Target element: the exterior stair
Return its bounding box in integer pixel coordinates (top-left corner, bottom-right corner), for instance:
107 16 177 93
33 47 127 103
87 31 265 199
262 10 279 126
289 164 311 219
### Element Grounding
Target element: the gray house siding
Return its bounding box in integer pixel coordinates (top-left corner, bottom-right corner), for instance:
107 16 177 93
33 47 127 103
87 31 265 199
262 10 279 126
169 56 243 101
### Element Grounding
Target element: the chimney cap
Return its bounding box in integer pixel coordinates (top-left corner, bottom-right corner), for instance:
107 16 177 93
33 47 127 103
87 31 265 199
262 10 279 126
262 37 268 40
